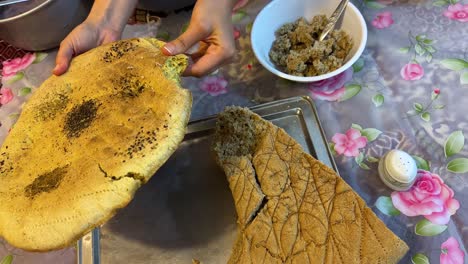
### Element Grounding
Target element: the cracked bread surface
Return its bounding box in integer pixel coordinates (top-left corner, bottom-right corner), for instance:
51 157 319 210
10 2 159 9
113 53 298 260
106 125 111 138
0 38 192 251
214 107 408 264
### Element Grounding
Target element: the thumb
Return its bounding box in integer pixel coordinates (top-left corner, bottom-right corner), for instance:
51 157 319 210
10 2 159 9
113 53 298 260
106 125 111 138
162 25 206 56
53 39 75 76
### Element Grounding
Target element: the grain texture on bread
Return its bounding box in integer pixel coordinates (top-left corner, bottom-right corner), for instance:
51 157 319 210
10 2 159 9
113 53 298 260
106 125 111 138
0 38 191 251
214 107 408 264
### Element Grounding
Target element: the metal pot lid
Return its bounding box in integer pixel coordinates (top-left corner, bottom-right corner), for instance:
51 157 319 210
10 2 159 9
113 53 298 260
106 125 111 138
0 0 46 20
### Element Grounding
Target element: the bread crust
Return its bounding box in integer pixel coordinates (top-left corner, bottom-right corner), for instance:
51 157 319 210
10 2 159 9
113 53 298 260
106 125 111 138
0 38 192 251
214 107 409 264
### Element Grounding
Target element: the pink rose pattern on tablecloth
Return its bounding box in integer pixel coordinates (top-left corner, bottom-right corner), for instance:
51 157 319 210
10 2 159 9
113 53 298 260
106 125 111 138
443 4 468 22
199 76 228 96
0 88 14 105
391 170 460 225
332 128 368 157
1 53 35 80
372 11 394 29
329 124 382 169
440 237 465 264
308 68 352 101
401 63 425 81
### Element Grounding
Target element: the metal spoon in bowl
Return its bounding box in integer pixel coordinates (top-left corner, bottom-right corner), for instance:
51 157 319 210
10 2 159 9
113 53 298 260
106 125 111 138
319 0 349 41
0 0 30 7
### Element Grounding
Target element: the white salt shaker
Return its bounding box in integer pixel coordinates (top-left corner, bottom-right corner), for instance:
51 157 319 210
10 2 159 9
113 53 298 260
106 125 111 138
378 150 418 191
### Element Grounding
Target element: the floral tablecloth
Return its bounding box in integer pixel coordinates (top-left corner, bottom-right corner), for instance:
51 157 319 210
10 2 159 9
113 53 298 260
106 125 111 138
0 0 467 263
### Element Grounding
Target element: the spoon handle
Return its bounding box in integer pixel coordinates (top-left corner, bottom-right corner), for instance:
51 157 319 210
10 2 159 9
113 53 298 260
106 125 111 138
319 0 349 41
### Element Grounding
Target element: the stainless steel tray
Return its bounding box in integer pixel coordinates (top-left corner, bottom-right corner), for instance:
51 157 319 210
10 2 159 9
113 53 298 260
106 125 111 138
77 96 337 264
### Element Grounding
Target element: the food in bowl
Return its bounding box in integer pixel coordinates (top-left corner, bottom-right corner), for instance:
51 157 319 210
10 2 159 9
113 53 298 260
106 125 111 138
269 15 353 77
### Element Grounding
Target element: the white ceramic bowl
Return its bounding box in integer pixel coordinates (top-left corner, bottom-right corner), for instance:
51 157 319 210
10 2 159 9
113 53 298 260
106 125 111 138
251 0 367 83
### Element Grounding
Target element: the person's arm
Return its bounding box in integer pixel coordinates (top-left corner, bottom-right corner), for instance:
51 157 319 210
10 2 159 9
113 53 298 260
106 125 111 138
162 0 236 77
53 0 137 75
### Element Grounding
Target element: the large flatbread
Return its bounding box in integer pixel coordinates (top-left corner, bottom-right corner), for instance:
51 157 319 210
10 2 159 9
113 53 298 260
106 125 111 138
213 107 409 263
0 38 192 251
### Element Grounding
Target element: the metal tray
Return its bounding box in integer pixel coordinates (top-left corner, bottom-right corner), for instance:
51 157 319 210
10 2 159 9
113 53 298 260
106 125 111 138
77 96 337 264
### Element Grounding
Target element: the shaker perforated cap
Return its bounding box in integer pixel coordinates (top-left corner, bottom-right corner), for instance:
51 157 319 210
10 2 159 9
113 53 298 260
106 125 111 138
378 149 418 191
385 150 417 183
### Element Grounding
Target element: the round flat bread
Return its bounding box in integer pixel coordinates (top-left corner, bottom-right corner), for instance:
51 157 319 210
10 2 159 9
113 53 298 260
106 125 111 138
0 38 192 251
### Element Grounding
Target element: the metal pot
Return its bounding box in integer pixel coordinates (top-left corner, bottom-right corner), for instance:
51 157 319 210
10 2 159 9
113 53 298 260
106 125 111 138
0 0 92 51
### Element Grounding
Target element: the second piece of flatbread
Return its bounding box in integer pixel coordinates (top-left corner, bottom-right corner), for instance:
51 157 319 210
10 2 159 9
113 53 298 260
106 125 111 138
213 107 408 264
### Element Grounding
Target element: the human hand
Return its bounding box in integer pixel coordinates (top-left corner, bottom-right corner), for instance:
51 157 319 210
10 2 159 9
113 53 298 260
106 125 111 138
53 0 138 76
53 20 121 76
162 0 236 77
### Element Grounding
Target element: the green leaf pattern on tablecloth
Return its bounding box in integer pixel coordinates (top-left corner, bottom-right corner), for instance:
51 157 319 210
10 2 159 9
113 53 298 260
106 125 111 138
364 0 387 9
32 52 47 64
376 196 401 216
340 84 362 101
415 219 448 236
447 158 468 173
372 93 384 107
353 57 365 73
18 87 32 97
411 253 430 264
443 130 468 174
444 131 465 158
440 58 468 85
361 128 382 141
407 89 443 122
400 32 437 65
461 71 468 84
0 255 13 264
412 155 431 171
7 72 24 84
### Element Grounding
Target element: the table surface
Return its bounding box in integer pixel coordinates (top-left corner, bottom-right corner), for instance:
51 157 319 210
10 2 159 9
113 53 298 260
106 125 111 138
0 0 466 263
